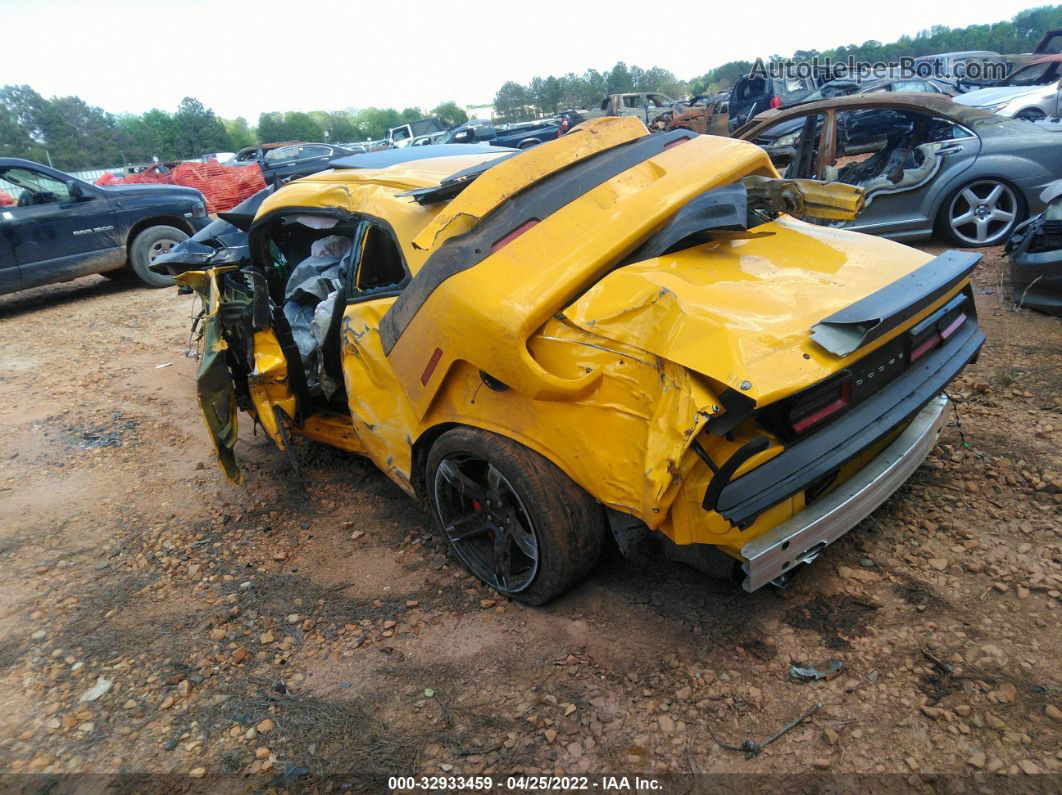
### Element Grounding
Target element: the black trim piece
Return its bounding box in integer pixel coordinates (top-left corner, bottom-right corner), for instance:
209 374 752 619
269 306 312 428
620 183 748 265
246 268 271 332
702 436 771 511
397 152 522 205
810 250 980 356
713 321 984 525
707 388 757 437
690 439 719 474
379 129 698 355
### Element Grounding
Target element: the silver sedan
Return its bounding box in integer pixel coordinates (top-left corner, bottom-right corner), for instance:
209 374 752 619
734 93 1060 247
953 56 1062 123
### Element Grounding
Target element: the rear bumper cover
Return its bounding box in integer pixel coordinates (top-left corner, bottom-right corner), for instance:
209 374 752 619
715 320 984 526
740 393 949 591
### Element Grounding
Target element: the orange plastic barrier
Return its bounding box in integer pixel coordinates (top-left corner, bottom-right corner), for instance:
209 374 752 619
95 162 265 213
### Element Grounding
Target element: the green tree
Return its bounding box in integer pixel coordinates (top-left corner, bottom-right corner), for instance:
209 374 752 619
257 112 285 143
173 97 231 158
493 81 533 121
0 85 47 160
431 100 468 127
0 103 42 161
223 116 255 150
325 112 359 143
606 62 634 94
282 111 324 141
352 107 404 139
125 109 180 161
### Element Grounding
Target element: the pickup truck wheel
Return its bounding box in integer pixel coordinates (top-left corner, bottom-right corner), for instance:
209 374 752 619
426 427 605 605
129 225 187 288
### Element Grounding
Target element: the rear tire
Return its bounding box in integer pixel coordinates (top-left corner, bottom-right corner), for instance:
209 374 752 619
425 427 605 605
129 225 187 288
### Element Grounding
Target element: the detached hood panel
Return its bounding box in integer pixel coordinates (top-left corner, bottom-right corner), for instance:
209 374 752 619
563 216 934 405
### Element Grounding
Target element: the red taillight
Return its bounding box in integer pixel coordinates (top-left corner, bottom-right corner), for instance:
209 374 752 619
911 310 967 363
491 219 538 253
910 332 941 363
769 95 783 109
940 312 966 341
790 378 852 435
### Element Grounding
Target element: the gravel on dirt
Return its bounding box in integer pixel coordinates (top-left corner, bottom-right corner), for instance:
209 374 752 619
0 244 1058 788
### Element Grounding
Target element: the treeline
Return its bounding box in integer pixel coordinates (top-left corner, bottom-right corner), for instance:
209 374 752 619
691 5 1062 94
4 6 1059 170
493 63 687 121
491 5 1062 116
0 86 470 171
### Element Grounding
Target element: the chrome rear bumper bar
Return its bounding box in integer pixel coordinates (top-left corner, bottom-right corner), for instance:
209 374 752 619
740 394 949 592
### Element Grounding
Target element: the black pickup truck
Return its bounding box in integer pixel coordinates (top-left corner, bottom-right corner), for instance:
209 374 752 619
0 157 211 295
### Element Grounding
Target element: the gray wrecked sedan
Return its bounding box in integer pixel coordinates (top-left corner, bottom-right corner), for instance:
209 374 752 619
1005 180 1062 316
733 94 1060 246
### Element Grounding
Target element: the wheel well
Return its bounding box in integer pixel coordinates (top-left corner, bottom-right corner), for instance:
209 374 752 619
1014 106 1046 118
518 139 542 149
125 216 195 255
410 422 460 500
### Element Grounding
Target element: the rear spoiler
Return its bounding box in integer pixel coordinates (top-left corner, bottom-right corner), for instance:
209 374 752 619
810 250 980 356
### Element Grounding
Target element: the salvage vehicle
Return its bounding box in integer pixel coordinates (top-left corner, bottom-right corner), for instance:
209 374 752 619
170 117 985 603
388 119 448 149
255 143 364 185
436 118 560 149
728 73 820 131
802 76 960 102
912 51 1002 82
667 95 730 136
228 142 304 166
734 94 1058 246
0 157 209 294
953 55 1062 122
1005 180 1062 316
582 93 677 126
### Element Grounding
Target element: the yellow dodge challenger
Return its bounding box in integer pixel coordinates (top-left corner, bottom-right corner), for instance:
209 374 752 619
160 118 984 603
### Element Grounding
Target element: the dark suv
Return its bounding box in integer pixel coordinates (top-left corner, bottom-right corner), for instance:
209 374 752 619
727 74 819 132
0 158 210 295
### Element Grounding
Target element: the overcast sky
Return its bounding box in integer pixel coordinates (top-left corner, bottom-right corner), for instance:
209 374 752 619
1 0 1049 120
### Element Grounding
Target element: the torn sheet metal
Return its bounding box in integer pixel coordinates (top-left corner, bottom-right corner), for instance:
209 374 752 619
175 267 243 484
742 175 865 221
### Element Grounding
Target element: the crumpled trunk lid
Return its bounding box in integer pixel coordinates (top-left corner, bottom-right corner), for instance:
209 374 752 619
562 215 934 406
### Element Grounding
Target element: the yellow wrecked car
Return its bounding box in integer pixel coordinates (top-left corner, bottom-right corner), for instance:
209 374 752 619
165 117 984 603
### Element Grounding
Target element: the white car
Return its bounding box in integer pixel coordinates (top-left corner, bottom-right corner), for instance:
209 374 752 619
954 56 1062 122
